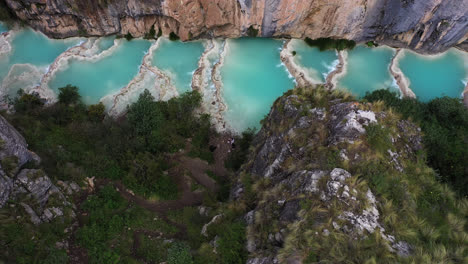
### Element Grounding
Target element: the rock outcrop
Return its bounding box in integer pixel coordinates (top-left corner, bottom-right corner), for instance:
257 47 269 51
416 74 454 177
0 115 77 225
4 0 468 53
231 88 423 262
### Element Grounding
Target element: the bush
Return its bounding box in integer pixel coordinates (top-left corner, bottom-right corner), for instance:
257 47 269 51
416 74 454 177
167 242 193 264
169 32 180 41
365 124 392 154
88 102 105 122
124 32 133 41
58 85 81 105
13 89 44 113
215 221 247 264
304 37 356 51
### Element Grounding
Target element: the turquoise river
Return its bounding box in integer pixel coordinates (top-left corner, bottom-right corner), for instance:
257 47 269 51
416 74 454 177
0 26 467 132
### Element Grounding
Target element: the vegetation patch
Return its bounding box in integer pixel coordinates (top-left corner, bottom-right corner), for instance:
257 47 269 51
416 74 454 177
169 32 180 41
363 89 468 197
304 37 356 51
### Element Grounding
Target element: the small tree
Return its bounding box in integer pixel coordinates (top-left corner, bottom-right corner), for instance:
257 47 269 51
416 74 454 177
88 102 106 122
58 85 81 105
127 89 163 138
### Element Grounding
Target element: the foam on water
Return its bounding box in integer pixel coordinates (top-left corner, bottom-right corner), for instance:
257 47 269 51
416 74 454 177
49 39 151 104
290 40 339 83
220 38 295 132
152 38 205 93
398 49 468 102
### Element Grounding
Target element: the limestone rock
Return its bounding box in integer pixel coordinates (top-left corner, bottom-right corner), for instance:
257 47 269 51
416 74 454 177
4 0 467 53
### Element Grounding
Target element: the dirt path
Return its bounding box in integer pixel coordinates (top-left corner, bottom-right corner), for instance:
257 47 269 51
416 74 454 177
68 134 235 263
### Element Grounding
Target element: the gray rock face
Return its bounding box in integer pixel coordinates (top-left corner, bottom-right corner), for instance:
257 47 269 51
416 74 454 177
0 115 39 168
4 0 468 53
235 93 420 261
0 115 77 225
328 103 377 145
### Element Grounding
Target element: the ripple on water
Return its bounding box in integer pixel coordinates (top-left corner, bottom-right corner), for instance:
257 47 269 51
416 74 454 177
220 38 295 133
337 45 398 98
49 39 151 104
398 49 467 102
152 38 205 93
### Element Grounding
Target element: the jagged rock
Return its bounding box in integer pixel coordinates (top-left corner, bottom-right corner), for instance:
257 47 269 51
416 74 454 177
281 170 327 195
279 200 301 222
236 93 419 261
0 115 40 168
0 116 74 225
247 256 278 264
329 103 377 144
20 202 41 225
4 0 468 53
244 210 255 225
0 171 13 208
201 214 223 237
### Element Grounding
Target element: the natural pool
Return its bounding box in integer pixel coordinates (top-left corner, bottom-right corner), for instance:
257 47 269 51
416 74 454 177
50 39 151 104
152 38 205 94
0 26 467 132
0 28 80 97
290 39 338 83
398 49 467 102
220 38 294 132
336 46 398 97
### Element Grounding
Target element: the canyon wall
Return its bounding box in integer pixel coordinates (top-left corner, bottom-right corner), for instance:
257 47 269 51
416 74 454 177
4 0 468 53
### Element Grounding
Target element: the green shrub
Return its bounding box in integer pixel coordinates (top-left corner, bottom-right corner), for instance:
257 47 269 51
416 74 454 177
87 102 105 122
304 37 356 51
13 89 44 113
215 221 247 264
365 124 393 154
292 51 297 56
169 32 180 41
58 85 81 105
168 242 193 264
124 32 133 41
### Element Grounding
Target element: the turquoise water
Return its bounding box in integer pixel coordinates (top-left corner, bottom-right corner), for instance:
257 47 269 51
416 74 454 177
97 36 116 52
337 46 397 97
398 50 467 102
0 22 7 33
0 28 80 95
292 40 338 82
221 38 294 132
152 38 205 93
1 26 467 132
50 39 151 104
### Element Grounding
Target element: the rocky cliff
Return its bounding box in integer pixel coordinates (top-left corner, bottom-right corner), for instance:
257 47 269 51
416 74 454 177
0 115 78 225
229 88 467 263
3 0 468 53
